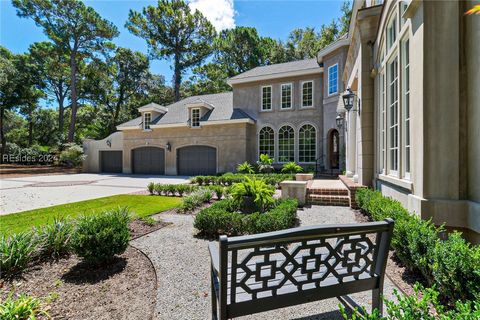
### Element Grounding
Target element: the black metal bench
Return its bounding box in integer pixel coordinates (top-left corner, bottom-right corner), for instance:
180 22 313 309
208 219 394 319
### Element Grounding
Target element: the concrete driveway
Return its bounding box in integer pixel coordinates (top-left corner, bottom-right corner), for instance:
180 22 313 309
0 173 189 215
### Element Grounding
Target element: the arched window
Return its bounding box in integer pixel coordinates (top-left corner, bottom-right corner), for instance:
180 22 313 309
299 124 316 163
259 126 274 159
278 125 295 162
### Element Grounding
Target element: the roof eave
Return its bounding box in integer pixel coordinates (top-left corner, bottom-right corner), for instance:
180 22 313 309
227 68 323 86
317 38 350 63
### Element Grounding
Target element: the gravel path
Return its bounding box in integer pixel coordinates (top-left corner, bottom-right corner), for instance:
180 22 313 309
132 206 399 320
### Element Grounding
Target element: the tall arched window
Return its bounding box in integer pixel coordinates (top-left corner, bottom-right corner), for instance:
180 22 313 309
278 125 295 162
259 126 274 159
299 124 316 163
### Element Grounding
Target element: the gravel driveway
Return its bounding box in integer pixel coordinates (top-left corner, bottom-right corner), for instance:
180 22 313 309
132 206 399 320
0 173 189 215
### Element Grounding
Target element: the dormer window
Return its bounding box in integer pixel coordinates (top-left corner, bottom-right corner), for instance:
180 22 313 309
143 112 151 130
191 108 200 128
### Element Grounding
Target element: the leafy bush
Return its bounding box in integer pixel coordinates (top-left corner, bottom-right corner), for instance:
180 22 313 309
59 143 86 167
257 154 274 173
237 161 255 174
147 182 155 195
154 183 166 195
0 231 37 277
281 162 303 173
177 188 213 213
190 173 294 188
194 198 297 237
341 284 480 320
208 185 225 199
356 188 480 305
72 208 131 265
230 176 275 213
37 217 73 259
3 142 51 165
0 292 49 320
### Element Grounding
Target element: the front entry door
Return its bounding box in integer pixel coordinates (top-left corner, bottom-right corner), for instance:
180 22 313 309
329 130 339 169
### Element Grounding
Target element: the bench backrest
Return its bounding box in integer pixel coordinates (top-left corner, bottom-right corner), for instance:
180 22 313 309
217 219 394 309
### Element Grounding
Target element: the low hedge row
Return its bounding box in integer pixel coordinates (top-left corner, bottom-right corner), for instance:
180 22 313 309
193 198 297 237
190 173 295 188
356 188 480 305
0 208 131 277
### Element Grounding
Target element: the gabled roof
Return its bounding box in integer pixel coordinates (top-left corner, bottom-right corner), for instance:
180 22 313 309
138 102 168 113
117 92 254 130
227 58 322 85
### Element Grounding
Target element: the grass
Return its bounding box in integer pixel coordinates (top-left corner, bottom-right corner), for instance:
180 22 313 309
0 195 181 236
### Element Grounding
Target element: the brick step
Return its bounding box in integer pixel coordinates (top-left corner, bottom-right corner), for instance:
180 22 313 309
307 188 349 196
307 194 350 206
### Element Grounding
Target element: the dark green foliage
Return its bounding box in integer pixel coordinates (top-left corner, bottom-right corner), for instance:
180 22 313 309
72 208 131 265
208 185 225 199
356 188 480 305
281 162 303 173
37 217 72 259
0 231 37 277
191 173 294 188
237 161 255 174
194 198 297 237
149 183 197 196
147 182 155 195
230 177 275 213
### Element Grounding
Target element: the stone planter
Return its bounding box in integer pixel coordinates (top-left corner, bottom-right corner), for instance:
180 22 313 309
295 173 314 181
280 181 307 206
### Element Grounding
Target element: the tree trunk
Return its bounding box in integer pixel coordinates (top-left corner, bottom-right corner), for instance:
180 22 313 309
58 98 64 134
0 107 5 164
28 109 33 147
173 54 182 102
67 54 78 143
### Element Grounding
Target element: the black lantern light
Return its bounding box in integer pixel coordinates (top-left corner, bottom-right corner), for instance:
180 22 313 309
166 142 171 152
336 114 344 128
342 88 355 112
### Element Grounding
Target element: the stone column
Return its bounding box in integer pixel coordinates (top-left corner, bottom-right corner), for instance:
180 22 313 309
346 109 357 178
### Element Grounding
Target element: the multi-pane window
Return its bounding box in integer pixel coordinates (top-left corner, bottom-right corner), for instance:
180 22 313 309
278 125 295 162
387 17 397 50
261 86 272 111
301 81 313 107
281 84 292 109
299 124 316 163
388 58 399 173
402 40 410 176
191 108 200 127
379 73 386 173
259 126 275 159
143 112 151 130
328 64 338 95
400 1 408 27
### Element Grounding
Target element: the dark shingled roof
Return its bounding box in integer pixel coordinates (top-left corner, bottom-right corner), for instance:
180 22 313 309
117 92 254 128
229 58 320 81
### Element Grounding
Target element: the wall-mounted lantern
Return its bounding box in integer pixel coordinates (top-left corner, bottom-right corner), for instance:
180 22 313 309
342 88 360 115
166 142 171 152
336 114 344 128
106 139 111 148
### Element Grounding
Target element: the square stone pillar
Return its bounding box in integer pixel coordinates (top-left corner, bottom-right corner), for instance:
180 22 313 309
280 181 307 206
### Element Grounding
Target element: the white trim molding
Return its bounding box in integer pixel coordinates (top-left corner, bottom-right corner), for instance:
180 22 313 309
227 68 323 86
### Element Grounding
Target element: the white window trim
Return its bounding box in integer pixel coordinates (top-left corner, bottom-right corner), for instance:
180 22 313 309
191 108 201 128
260 85 273 112
327 64 339 96
401 37 411 180
300 80 314 108
387 56 399 178
280 83 293 110
143 112 152 131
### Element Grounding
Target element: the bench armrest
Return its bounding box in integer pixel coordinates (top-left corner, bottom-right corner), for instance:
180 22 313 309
208 241 220 274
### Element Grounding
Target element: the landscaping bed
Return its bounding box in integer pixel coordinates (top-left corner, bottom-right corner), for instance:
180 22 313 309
0 246 156 320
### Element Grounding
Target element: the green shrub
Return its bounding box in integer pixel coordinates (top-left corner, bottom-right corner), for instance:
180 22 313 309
72 208 131 265
147 182 155 195
154 183 166 195
237 161 255 174
194 198 297 237
177 188 213 213
176 184 188 197
0 231 37 277
281 162 303 173
0 292 49 320
59 143 85 167
230 176 275 213
165 184 177 196
37 217 73 259
355 188 480 306
257 154 274 173
208 185 225 199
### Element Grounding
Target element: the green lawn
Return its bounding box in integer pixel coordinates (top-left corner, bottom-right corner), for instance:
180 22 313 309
0 194 181 235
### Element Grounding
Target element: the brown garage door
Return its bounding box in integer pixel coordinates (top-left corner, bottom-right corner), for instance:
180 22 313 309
177 146 216 176
100 151 123 173
132 147 165 175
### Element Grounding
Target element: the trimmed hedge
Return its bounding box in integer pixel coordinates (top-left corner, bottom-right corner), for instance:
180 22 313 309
193 198 297 237
190 173 295 188
356 188 480 305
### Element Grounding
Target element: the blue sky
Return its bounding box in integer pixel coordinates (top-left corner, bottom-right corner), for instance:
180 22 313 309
0 0 345 83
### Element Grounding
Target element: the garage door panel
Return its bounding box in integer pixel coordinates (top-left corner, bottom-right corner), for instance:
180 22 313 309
177 146 216 176
100 151 123 173
132 147 165 175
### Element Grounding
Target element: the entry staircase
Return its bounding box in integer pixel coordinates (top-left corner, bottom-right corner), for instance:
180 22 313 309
306 180 350 206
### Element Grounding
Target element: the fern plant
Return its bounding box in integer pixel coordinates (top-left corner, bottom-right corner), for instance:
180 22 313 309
230 177 275 213
281 162 303 173
237 161 255 174
257 154 274 173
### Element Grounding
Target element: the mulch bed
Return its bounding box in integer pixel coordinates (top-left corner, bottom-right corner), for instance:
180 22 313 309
353 209 425 296
0 164 81 178
0 219 168 319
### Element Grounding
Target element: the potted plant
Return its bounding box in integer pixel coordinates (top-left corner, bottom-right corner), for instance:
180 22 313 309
256 154 274 173
230 177 275 213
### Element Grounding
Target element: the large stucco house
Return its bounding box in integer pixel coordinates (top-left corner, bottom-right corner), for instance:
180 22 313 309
84 45 347 176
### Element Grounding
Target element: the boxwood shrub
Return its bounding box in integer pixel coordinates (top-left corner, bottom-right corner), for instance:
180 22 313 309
356 188 480 305
193 198 297 237
190 173 295 188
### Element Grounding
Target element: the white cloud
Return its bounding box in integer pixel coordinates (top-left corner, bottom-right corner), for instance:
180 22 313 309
188 0 235 31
